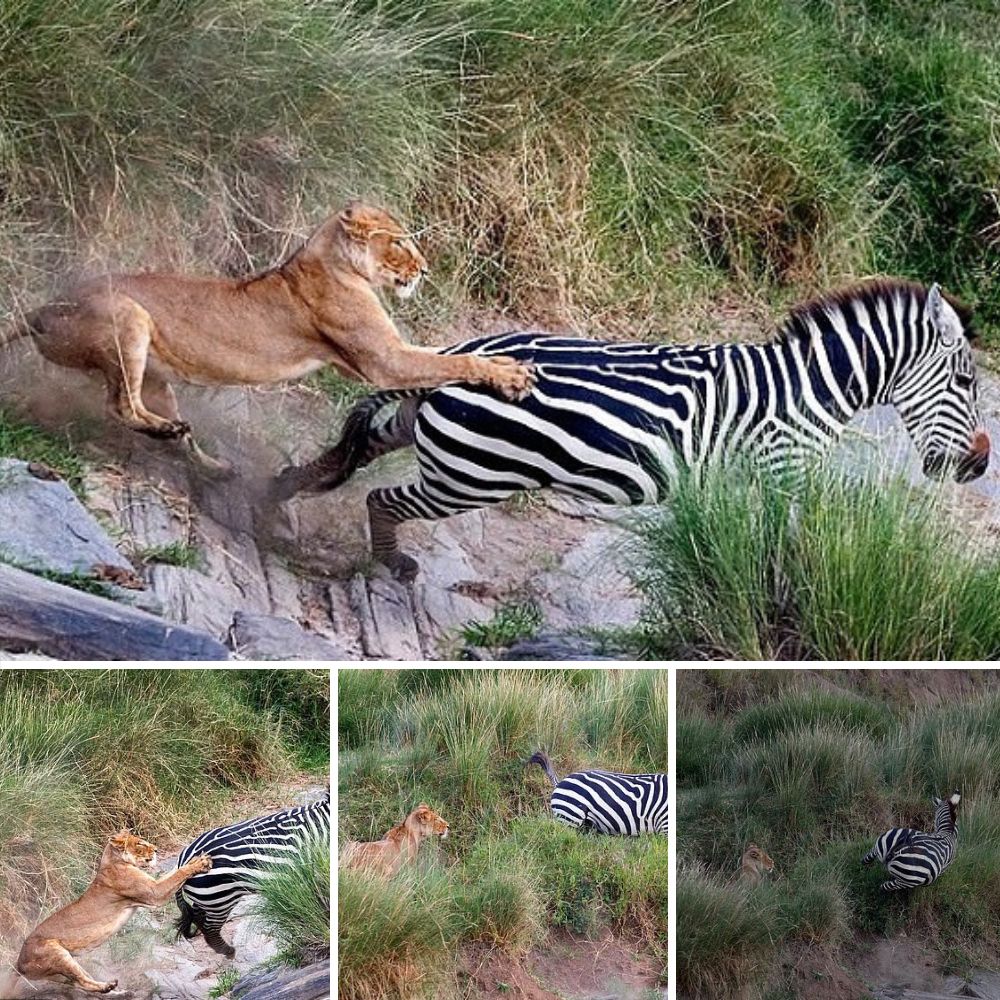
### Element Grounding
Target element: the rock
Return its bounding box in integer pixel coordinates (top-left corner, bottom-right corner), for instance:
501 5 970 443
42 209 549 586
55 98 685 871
499 631 623 661
227 611 349 660
231 959 331 1000
0 458 135 578
148 565 239 638
350 574 422 659
0 562 229 661
535 526 641 630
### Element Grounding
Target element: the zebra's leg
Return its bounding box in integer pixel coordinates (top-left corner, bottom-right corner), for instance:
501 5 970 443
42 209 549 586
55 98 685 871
201 920 237 959
368 474 504 582
880 878 911 891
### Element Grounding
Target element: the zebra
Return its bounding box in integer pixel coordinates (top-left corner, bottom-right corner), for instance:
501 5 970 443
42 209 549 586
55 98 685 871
525 750 667 835
271 279 990 580
862 791 960 891
174 789 330 957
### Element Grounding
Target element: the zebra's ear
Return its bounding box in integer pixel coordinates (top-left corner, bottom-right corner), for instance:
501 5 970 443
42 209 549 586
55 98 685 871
927 283 959 346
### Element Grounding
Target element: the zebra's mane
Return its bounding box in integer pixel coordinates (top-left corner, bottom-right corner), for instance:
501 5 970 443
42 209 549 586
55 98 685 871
774 278 977 346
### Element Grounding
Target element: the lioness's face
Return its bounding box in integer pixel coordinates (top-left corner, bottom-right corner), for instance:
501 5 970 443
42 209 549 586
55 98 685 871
746 844 774 872
338 202 428 299
413 804 449 840
110 830 158 869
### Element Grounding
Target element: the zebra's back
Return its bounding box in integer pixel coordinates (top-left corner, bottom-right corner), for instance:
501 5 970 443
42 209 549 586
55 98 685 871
551 770 668 836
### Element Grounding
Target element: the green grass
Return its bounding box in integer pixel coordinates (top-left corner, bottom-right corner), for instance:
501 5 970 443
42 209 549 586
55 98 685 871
338 668 666 999
136 540 201 569
630 463 1000 660
253 834 330 967
460 599 543 651
0 408 88 496
208 968 241 999
678 671 1000 998
0 669 328 947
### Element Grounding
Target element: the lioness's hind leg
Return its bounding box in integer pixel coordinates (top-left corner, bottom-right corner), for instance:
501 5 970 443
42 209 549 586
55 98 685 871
19 941 117 994
99 302 188 439
142 374 233 476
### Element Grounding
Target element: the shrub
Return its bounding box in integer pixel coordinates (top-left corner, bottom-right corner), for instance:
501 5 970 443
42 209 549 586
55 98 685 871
253 834 330 966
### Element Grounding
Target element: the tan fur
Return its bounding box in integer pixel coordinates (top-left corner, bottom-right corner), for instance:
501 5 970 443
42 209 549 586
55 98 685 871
740 843 775 887
11 202 533 470
340 804 449 878
16 831 212 994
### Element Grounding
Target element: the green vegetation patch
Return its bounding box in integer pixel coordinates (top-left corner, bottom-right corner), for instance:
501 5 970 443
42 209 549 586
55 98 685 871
0 408 87 497
632 464 1000 660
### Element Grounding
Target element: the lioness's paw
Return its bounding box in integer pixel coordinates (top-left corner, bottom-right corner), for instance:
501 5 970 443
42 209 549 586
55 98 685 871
99 980 118 994
145 419 191 440
193 854 213 873
488 357 536 401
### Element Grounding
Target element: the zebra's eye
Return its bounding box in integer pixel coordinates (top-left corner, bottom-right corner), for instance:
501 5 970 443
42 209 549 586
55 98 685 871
955 373 974 390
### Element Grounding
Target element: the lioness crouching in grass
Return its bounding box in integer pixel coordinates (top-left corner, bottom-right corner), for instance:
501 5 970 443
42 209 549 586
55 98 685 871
340 804 449 877
0 202 534 473
16 830 212 995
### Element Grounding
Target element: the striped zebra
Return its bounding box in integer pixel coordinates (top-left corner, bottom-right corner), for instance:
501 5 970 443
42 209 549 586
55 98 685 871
271 279 989 580
526 750 667 835
174 789 330 957
862 792 960 891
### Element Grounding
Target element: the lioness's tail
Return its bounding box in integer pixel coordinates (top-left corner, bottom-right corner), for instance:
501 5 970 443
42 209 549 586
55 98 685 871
173 890 202 941
526 750 560 787
271 389 422 502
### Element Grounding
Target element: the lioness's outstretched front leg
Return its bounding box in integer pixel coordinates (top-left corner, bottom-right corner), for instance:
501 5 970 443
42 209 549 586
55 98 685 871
124 854 213 907
354 344 535 401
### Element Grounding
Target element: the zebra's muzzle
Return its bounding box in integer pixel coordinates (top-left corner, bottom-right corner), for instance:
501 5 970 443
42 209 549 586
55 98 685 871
923 431 990 483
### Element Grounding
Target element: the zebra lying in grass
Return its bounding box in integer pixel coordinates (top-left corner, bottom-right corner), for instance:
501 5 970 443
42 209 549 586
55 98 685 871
271 279 989 580
862 791 960 891
174 789 329 957
526 750 667 835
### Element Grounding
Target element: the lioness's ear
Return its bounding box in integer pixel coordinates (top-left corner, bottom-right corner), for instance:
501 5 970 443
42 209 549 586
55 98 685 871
110 829 130 847
338 201 373 243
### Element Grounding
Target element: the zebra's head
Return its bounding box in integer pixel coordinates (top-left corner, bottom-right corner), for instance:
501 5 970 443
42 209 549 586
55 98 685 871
890 284 989 483
932 790 961 832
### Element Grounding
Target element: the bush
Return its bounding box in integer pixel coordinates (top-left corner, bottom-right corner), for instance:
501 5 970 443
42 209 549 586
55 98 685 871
254 834 330 966
633 465 1000 660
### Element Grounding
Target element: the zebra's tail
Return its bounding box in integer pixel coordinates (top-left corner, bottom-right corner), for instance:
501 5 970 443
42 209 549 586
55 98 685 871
271 389 420 502
525 750 560 787
173 890 203 941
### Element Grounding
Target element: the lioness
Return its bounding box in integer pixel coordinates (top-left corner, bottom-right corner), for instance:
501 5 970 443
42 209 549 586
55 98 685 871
16 830 212 995
340 804 449 877
1 202 533 470
740 843 775 887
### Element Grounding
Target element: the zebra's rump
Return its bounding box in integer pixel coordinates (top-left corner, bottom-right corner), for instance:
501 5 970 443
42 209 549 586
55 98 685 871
551 770 668 836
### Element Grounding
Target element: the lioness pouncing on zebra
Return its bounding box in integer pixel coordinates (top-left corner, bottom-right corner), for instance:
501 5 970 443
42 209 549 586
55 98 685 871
862 791 960 891
272 279 989 580
174 790 329 957
526 750 667 835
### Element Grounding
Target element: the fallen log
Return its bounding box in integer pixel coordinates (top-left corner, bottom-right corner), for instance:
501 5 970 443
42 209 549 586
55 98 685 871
232 959 331 1000
0 563 229 660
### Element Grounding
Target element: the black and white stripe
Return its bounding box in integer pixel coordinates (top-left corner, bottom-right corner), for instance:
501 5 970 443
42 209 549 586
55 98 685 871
273 279 987 578
862 792 960 891
174 790 330 956
527 751 667 835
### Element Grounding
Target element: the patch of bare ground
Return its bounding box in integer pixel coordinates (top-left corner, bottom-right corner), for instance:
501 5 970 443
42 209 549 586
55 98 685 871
458 929 664 1000
849 934 953 996
769 942 874 1000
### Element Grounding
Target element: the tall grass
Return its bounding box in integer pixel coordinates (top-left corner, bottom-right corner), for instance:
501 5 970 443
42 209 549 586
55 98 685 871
632 464 1000 660
0 1 997 346
678 671 1000 996
254 834 331 967
338 668 667 999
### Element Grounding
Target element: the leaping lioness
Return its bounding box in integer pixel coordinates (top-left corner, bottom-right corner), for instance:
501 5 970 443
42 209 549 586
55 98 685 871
0 202 533 471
